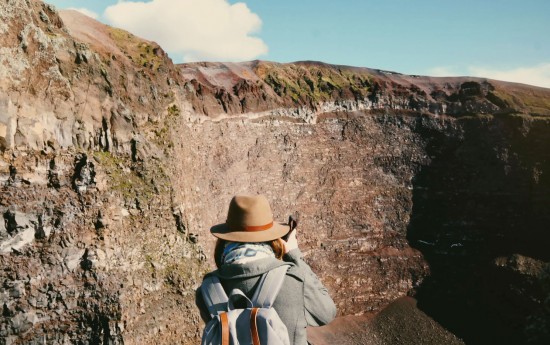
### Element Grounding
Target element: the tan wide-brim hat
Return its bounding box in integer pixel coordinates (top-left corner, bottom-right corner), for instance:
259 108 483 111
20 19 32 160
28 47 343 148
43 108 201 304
210 194 289 242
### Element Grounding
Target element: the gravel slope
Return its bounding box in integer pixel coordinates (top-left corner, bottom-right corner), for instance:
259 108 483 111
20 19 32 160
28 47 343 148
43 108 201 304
308 297 465 345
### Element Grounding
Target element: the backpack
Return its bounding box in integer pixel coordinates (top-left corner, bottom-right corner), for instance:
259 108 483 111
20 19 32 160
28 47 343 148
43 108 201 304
200 264 291 345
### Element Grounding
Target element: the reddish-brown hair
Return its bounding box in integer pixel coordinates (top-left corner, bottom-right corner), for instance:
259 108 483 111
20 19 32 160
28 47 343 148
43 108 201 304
214 238 285 268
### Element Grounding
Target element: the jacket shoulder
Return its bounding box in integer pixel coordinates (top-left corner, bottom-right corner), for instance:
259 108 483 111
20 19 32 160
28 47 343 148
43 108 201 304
285 263 305 282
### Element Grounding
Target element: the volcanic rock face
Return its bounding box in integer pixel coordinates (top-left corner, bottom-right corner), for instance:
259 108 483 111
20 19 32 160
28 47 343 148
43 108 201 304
408 115 550 345
1 1 550 345
178 62 550 344
174 112 433 315
176 105 550 345
1 2 205 344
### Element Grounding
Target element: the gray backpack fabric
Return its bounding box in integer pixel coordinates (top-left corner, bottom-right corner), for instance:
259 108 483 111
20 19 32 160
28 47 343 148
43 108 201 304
200 264 291 345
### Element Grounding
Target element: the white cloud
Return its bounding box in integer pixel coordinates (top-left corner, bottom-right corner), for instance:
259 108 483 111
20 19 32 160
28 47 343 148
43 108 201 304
103 0 268 62
427 63 550 89
468 64 550 89
68 7 99 20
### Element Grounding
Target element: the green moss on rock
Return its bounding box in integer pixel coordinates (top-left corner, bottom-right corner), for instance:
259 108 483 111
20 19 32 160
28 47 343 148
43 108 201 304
256 62 372 105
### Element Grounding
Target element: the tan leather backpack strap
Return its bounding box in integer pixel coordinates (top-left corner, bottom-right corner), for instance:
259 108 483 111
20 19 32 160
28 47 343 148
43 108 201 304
250 307 261 345
220 312 229 345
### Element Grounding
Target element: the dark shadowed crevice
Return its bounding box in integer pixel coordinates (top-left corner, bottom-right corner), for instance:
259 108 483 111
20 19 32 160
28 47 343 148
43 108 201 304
407 115 550 345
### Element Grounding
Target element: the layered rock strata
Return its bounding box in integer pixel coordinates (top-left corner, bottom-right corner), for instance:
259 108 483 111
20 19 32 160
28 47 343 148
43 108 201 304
1 1 549 345
1 2 205 344
178 51 550 345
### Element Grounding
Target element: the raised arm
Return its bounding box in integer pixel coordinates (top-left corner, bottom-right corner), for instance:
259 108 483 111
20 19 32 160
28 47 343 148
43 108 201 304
281 230 337 326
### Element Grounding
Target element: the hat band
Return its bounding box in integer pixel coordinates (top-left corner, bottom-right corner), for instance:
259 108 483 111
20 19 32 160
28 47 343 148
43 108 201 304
240 221 274 232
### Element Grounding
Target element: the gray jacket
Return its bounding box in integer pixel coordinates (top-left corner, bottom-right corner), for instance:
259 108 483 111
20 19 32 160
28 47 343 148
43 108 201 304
196 248 337 345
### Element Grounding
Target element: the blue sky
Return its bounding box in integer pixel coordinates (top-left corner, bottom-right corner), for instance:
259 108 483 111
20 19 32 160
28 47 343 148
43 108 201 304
48 0 550 88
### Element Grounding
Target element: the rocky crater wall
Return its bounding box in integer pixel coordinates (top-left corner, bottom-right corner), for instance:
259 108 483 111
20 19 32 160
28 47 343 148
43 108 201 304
173 112 433 315
174 109 550 345
176 60 550 345
1 2 206 344
1 1 549 345
408 115 550 345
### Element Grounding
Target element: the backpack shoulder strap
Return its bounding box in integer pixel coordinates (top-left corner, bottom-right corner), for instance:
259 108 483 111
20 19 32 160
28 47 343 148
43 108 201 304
201 275 229 318
251 264 291 308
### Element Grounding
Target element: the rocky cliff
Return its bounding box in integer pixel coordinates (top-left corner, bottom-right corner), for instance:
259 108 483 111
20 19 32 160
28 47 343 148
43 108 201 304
178 66 550 345
1 2 205 344
1 1 549 345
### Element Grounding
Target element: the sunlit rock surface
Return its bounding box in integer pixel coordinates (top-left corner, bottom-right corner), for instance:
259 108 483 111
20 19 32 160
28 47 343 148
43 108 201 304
1 1 549 344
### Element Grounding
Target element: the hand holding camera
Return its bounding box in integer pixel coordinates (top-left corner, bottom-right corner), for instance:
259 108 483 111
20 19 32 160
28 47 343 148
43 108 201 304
281 215 299 254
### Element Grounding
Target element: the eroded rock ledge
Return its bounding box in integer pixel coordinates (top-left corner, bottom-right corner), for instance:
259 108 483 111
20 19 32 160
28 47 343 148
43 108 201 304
180 60 550 121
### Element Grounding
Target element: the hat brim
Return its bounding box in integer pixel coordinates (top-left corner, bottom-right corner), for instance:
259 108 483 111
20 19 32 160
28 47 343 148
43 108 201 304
210 222 290 243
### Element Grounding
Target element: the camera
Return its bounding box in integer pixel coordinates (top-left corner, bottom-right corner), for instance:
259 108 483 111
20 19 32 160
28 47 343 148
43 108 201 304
282 215 298 241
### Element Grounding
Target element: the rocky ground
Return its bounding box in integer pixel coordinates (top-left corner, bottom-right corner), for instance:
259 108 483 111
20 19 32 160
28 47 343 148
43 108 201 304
1 1 549 344
307 297 465 345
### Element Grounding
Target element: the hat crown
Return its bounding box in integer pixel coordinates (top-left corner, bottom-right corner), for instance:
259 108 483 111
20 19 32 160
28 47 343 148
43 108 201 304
210 194 289 242
226 195 273 231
